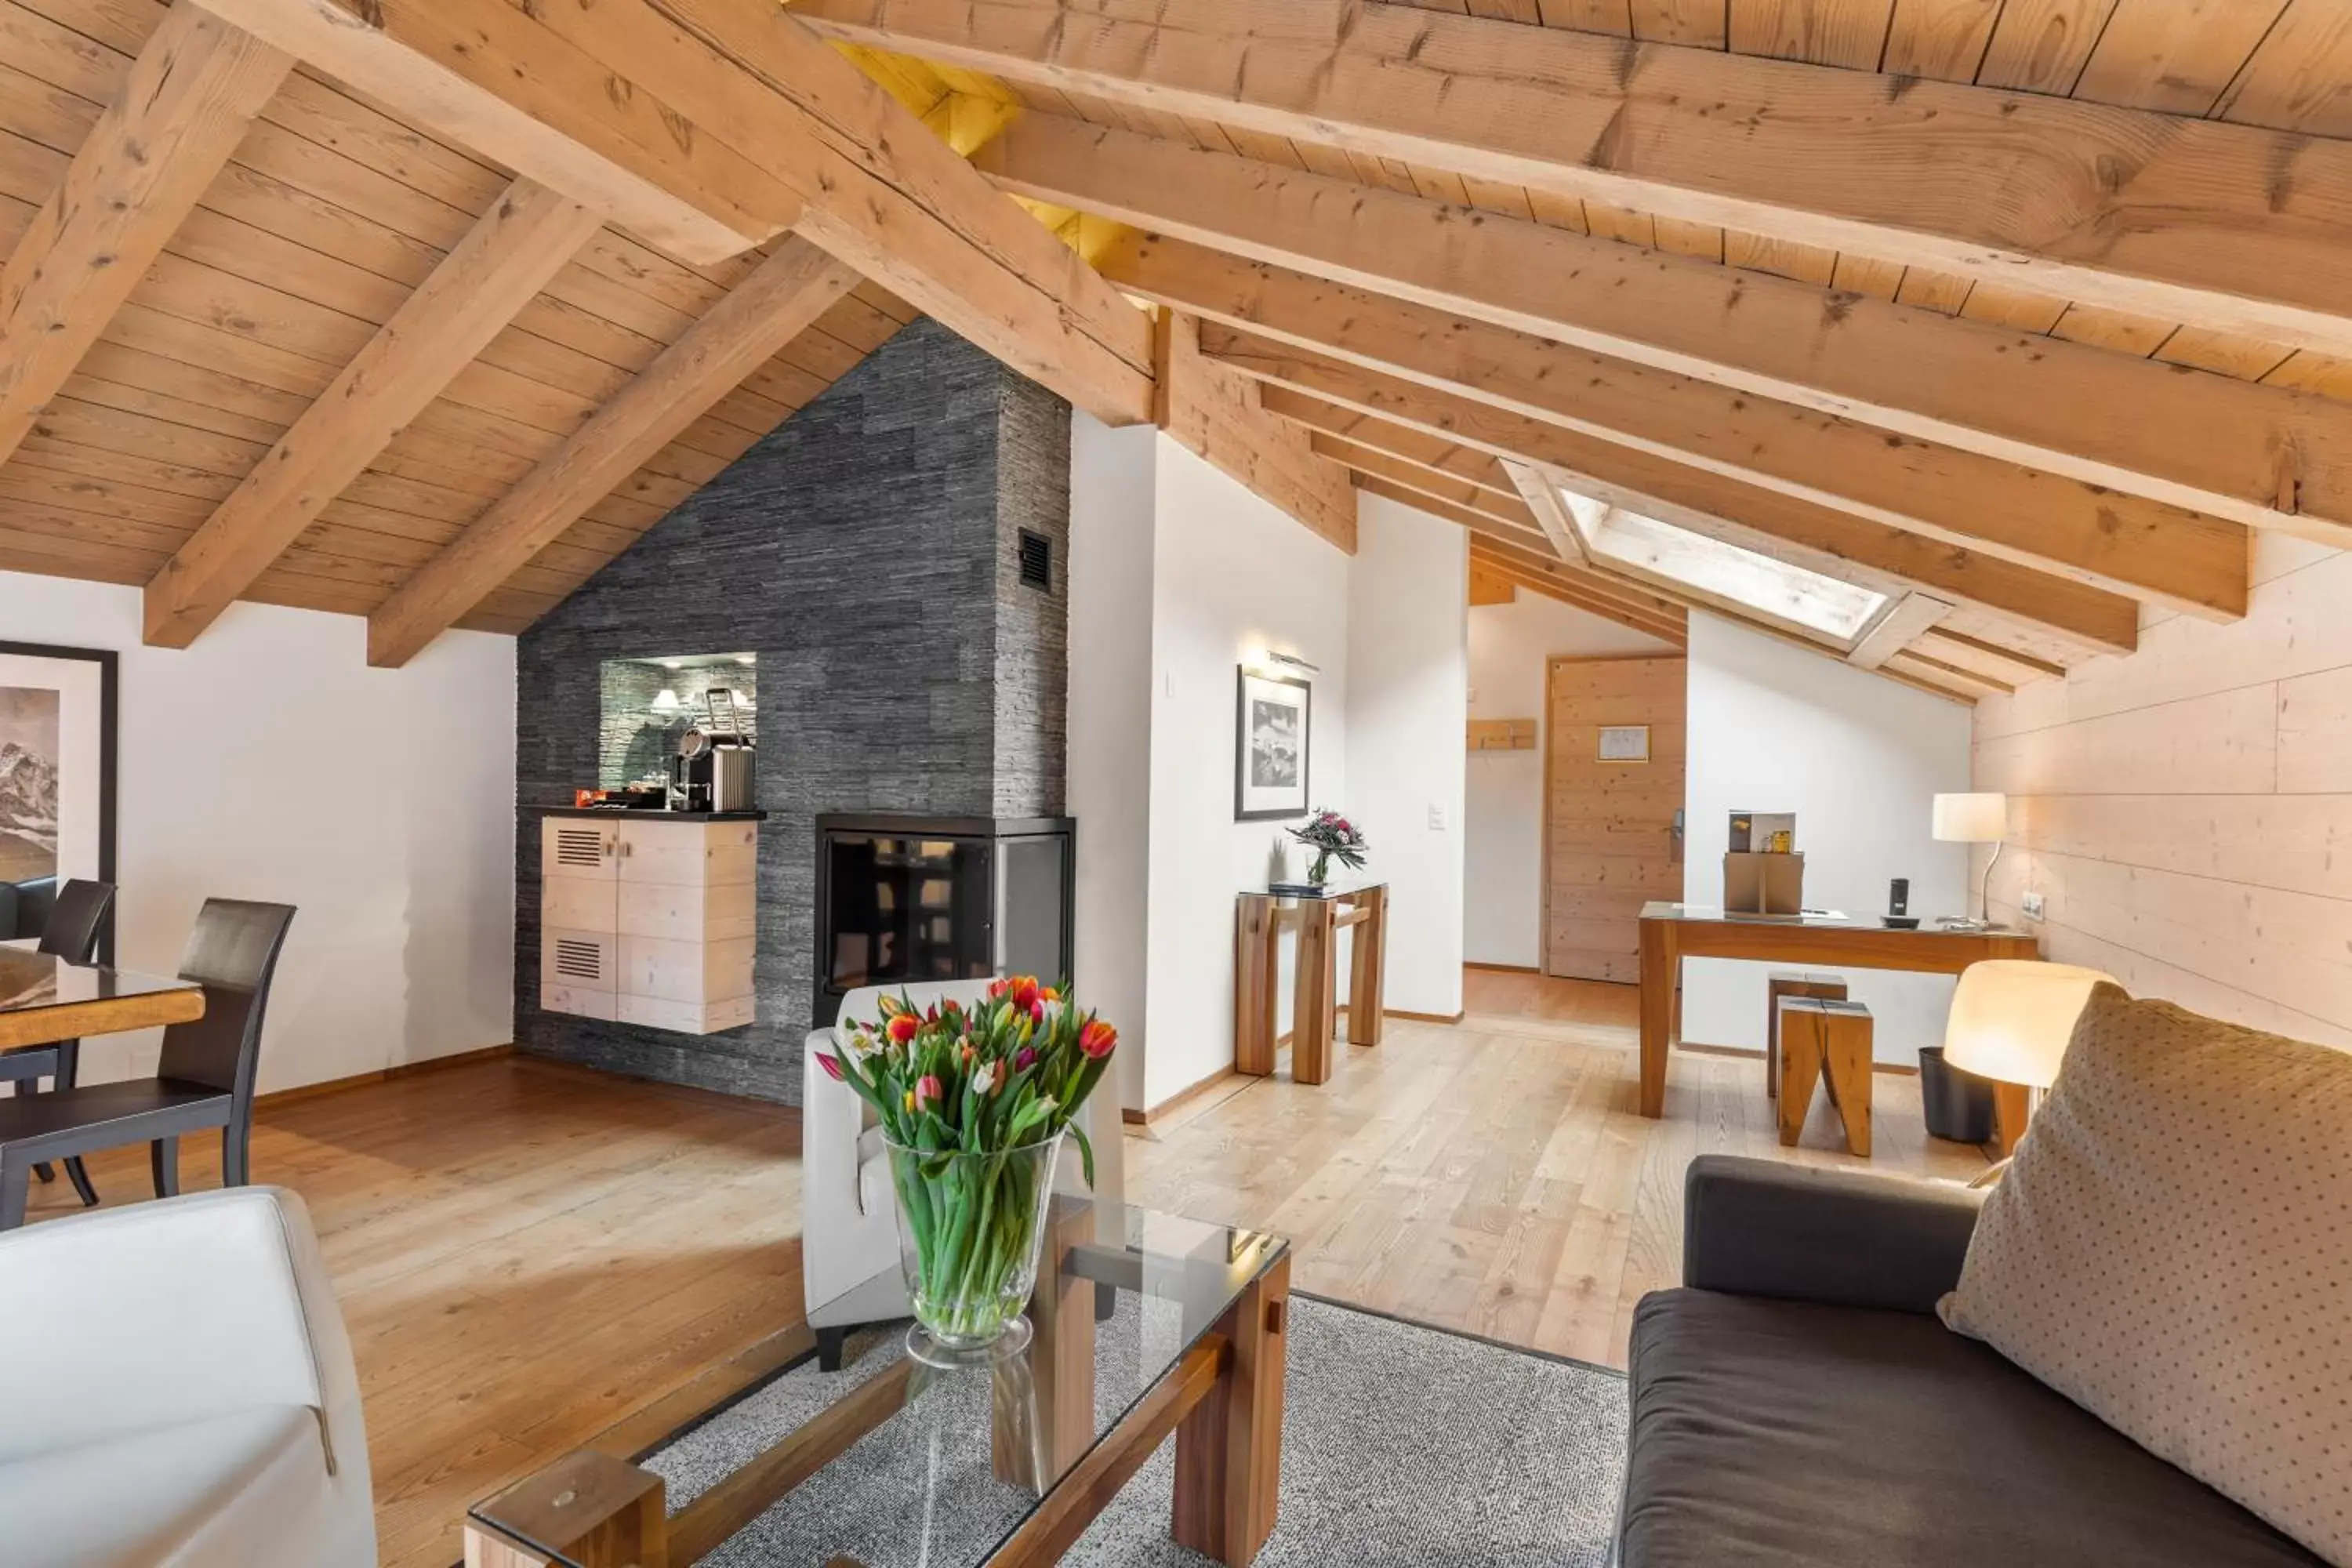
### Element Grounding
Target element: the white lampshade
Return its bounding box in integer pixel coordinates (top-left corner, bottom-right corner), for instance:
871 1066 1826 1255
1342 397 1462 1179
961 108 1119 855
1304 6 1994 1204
1933 792 2008 844
1943 960 2116 1088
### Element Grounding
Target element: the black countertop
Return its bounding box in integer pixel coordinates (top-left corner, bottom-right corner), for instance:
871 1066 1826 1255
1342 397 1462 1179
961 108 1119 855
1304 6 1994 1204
538 806 768 822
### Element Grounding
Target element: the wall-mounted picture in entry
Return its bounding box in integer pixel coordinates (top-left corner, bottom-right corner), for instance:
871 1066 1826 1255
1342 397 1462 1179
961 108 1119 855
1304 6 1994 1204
0 643 118 956
1235 667 1311 821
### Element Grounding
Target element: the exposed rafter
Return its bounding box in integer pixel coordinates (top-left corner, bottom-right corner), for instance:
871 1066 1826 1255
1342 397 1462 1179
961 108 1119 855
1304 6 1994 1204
976 111 2352 548
1229 337 2142 655
368 238 861 667
1105 234 2247 621
792 0 2352 356
1154 311 1354 550
0 1 291 470
144 180 603 648
193 0 1155 424
1468 543 1686 646
1849 593 1955 671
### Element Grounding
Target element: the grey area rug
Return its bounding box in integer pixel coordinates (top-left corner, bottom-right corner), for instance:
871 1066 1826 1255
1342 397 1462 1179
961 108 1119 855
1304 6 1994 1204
648 1294 1628 1566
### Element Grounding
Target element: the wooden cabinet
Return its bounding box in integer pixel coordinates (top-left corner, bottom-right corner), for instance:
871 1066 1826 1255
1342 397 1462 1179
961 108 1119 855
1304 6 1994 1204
540 815 758 1035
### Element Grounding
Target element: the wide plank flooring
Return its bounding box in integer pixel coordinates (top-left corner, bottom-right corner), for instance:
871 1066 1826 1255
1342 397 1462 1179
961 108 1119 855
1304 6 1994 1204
1127 969 1990 1367
13 971 1983 1566
16 1055 803 1568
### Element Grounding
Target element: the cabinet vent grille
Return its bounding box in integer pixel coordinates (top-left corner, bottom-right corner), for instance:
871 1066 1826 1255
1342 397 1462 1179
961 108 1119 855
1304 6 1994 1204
554 938 604 980
554 828 604 867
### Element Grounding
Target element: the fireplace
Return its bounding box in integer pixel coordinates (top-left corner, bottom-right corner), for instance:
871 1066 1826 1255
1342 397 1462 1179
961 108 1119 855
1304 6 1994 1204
813 814 1074 1025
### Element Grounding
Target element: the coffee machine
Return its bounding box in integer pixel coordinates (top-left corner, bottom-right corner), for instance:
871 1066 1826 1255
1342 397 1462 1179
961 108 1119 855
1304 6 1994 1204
670 689 756 812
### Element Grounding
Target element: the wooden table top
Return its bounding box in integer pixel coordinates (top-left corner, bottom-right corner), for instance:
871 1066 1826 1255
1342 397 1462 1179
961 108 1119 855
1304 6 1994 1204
0 946 205 1051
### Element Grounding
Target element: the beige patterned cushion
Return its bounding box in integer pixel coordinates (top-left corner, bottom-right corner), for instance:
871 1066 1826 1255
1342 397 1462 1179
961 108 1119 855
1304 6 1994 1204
1940 985 2352 1566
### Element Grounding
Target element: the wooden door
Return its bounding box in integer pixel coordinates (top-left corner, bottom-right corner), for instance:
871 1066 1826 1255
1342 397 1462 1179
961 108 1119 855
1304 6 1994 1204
1544 655 1687 983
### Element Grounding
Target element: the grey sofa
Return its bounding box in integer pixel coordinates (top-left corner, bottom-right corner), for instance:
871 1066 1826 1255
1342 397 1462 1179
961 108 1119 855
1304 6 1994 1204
1620 1156 2325 1567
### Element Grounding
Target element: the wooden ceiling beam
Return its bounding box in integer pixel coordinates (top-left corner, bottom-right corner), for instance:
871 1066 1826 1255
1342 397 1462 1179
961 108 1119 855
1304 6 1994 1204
1204 330 2142 655
1467 543 1687 644
978 112 2352 549
1501 461 1590 566
1914 627 2067 687
1260 389 1513 497
143 180 603 648
197 0 1155 424
189 0 766 262
795 0 2352 358
0 1 291 470
1849 592 1955 672
1110 235 2246 622
1156 311 1355 550
368 238 860 667
1308 433 1549 548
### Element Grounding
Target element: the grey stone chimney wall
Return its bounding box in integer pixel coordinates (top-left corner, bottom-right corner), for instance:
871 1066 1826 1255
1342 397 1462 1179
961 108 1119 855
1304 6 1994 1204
514 319 1073 1102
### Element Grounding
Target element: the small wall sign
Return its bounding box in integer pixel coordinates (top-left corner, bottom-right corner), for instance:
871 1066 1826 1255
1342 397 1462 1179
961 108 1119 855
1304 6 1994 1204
1597 724 1651 763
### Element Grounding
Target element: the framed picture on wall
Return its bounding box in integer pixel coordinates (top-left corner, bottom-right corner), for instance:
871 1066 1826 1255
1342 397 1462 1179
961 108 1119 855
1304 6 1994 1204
1235 667 1312 820
0 642 118 960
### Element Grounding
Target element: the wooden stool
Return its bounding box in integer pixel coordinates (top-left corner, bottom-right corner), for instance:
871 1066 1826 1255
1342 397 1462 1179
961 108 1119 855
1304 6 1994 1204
1777 997 1874 1157
1764 971 1847 1098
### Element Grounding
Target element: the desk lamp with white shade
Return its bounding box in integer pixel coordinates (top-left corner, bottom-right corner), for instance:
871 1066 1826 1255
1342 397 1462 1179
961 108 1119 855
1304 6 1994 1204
1943 959 2116 1167
1932 792 2009 931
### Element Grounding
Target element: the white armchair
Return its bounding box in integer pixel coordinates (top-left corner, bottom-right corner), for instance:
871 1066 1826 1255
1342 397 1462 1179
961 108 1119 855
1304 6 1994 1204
801 979 1126 1368
0 1186 376 1568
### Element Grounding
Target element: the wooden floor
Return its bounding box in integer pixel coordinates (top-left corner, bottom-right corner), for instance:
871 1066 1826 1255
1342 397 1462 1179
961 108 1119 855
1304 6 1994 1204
16 1056 804 1568
1128 968 1991 1366
16 970 1982 1567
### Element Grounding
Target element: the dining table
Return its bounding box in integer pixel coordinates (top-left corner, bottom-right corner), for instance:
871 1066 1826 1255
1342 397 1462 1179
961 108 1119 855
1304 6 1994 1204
0 944 205 1052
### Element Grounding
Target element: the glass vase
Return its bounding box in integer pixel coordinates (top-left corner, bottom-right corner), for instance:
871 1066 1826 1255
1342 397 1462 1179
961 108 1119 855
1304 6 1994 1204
884 1130 1064 1364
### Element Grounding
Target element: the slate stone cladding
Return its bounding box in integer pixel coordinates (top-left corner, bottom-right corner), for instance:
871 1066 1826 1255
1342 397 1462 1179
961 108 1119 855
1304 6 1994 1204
515 320 1072 1102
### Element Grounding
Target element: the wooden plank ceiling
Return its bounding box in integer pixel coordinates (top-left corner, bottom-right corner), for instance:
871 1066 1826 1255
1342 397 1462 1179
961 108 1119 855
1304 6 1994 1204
2 0 2349 700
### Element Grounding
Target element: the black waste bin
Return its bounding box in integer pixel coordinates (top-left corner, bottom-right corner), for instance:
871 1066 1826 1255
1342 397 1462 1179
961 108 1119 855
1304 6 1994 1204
1918 1046 1996 1143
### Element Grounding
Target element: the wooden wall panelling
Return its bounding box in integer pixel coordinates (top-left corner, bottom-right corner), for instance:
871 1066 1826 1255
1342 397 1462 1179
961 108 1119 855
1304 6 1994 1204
1113 247 2252 619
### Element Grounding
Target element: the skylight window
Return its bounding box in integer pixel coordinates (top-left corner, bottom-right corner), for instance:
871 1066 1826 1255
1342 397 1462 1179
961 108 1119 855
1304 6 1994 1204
1555 486 1888 644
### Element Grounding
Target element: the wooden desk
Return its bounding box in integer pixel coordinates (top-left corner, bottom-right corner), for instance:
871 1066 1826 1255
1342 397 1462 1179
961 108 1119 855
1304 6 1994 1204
1635 903 2038 1119
1235 885 1388 1087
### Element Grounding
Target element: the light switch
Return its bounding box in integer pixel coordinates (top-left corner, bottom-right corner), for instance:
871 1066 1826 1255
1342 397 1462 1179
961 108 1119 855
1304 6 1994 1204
1427 803 1449 831
2021 891 2046 920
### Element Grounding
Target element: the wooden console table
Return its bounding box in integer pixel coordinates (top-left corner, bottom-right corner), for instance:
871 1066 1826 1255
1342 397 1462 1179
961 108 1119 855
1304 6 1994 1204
1234 884 1388 1086
1636 902 2040 1120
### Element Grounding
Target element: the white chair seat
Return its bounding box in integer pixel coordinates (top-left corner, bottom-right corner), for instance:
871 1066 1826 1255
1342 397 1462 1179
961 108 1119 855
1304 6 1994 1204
856 1122 891 1217
0 1404 365 1568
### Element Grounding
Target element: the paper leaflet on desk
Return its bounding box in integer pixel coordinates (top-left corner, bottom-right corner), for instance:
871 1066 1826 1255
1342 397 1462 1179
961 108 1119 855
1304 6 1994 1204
1728 811 1796 854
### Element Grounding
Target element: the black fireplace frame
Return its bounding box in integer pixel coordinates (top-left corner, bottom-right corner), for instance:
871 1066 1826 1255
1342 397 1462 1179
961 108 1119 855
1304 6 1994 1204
811 812 1076 1026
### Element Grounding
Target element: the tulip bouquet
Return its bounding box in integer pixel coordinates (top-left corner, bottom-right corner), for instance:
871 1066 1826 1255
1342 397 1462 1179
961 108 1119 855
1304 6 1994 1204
818 976 1118 1349
1289 808 1368 887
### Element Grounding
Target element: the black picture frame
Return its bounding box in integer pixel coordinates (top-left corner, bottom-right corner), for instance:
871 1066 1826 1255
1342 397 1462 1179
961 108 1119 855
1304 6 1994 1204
1234 666 1312 822
0 641 119 963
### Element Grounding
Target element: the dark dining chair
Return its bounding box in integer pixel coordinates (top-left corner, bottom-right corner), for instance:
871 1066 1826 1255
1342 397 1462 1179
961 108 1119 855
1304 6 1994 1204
0 898 294 1229
0 878 115 1207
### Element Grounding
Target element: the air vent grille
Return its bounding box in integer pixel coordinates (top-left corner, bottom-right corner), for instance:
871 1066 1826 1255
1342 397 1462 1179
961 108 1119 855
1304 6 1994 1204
554 828 604 867
1017 528 1052 592
554 938 604 980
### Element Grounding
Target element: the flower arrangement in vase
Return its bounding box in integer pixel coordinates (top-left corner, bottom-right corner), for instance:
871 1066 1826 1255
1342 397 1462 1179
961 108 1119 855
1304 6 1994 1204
1288 808 1368 888
818 976 1116 1362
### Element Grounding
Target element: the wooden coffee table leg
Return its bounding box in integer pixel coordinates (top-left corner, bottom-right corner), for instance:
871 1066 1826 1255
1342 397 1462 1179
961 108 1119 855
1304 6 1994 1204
1173 1252 1290 1566
464 1450 666 1568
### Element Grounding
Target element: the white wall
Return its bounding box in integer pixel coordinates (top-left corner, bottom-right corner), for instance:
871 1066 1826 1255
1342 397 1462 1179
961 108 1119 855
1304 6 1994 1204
1065 414 1160 1115
0 572 517 1093
1141 441 1354 1107
1682 612 1972 1064
1465 592 1678 967
1346 492 1468 1017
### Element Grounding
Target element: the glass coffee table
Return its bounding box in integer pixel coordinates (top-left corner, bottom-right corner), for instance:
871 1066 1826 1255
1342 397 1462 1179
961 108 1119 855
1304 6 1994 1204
465 1199 1291 1568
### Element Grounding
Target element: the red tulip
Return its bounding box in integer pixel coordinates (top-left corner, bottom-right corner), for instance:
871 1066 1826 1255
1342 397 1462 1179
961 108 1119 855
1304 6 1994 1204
1014 1045 1037 1073
1008 977 1041 1013
1080 1018 1118 1059
986 977 1011 1000
915 1073 944 1111
816 1052 846 1081
1030 999 1046 1025
887 1013 919 1045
